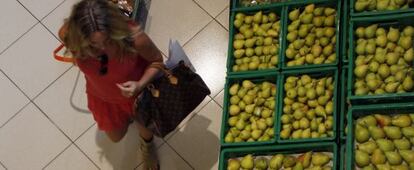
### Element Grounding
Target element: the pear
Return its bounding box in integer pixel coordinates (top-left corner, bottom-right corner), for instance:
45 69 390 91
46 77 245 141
376 139 395 152
384 126 403 139
293 162 304 170
253 11 262 24
399 150 414 163
241 154 254 169
393 138 411 150
283 156 296 168
402 126 414 138
391 115 412 127
371 149 387 165
229 84 240 96
399 36 412 50
362 165 376 170
355 65 369 78
355 124 370 143
356 27 366 38
229 105 241 116
311 153 330 166
355 150 370 167
375 114 392 127
403 76 414 91
404 48 414 62
385 151 402 165
289 9 300 21
298 152 312 168
355 1 370 11
361 115 378 126
376 164 391 170
227 159 240 170
385 82 400 93
358 140 378 154
365 24 378 38
390 165 409 170
269 154 284 169
254 157 268 170
387 27 400 43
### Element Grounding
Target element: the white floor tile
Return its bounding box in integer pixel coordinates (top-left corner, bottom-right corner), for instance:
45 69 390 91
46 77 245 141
214 89 224 107
75 124 164 170
145 0 211 55
195 0 229 17
0 103 71 170
0 23 71 99
44 144 98 170
216 7 229 30
135 143 193 170
167 101 222 170
183 20 228 97
18 0 64 20
34 67 95 140
0 0 37 53
0 71 30 127
42 0 81 39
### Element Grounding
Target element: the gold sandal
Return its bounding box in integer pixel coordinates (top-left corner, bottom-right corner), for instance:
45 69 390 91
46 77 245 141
139 136 160 170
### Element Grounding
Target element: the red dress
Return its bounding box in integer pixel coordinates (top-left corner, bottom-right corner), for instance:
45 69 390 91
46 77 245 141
76 48 149 131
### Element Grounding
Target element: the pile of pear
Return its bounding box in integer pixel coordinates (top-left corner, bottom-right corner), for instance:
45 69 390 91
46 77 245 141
224 80 277 143
355 0 412 12
227 152 333 170
353 24 414 96
232 11 280 72
280 75 335 140
354 114 414 169
285 4 337 67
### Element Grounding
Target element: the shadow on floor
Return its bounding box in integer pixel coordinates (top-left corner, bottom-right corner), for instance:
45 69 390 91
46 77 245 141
93 113 218 170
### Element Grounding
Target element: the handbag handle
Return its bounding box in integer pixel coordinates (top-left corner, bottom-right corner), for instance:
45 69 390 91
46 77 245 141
53 44 76 63
148 62 178 85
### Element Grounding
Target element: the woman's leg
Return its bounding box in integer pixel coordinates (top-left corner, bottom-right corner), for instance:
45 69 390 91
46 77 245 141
105 127 128 143
134 120 159 170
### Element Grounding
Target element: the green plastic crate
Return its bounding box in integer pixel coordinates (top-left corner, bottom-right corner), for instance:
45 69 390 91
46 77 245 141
227 6 284 75
340 0 349 64
281 0 341 70
232 0 285 11
346 103 414 170
340 142 346 170
220 72 280 147
350 0 414 17
219 142 337 170
276 67 338 143
340 65 349 140
347 13 414 105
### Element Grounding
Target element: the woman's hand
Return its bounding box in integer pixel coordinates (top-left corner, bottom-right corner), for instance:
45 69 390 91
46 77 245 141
116 81 144 98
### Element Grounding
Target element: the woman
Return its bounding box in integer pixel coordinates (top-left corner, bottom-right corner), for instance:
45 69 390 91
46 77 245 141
58 0 161 169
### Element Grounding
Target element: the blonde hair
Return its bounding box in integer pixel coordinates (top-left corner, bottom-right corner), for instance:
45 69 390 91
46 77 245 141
63 0 137 59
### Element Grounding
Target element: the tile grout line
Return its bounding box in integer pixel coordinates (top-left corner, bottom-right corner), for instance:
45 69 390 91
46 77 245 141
213 5 230 31
182 19 214 47
164 142 196 170
31 101 74 142
0 160 7 170
0 22 38 56
191 0 228 31
41 142 73 170
71 142 102 170
39 0 67 21
31 65 74 101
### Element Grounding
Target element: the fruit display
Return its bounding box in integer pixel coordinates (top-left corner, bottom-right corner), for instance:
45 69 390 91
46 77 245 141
280 73 336 140
231 10 281 72
226 152 333 170
352 24 414 96
238 0 284 7
354 0 413 13
224 80 277 143
285 4 337 67
353 114 414 169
